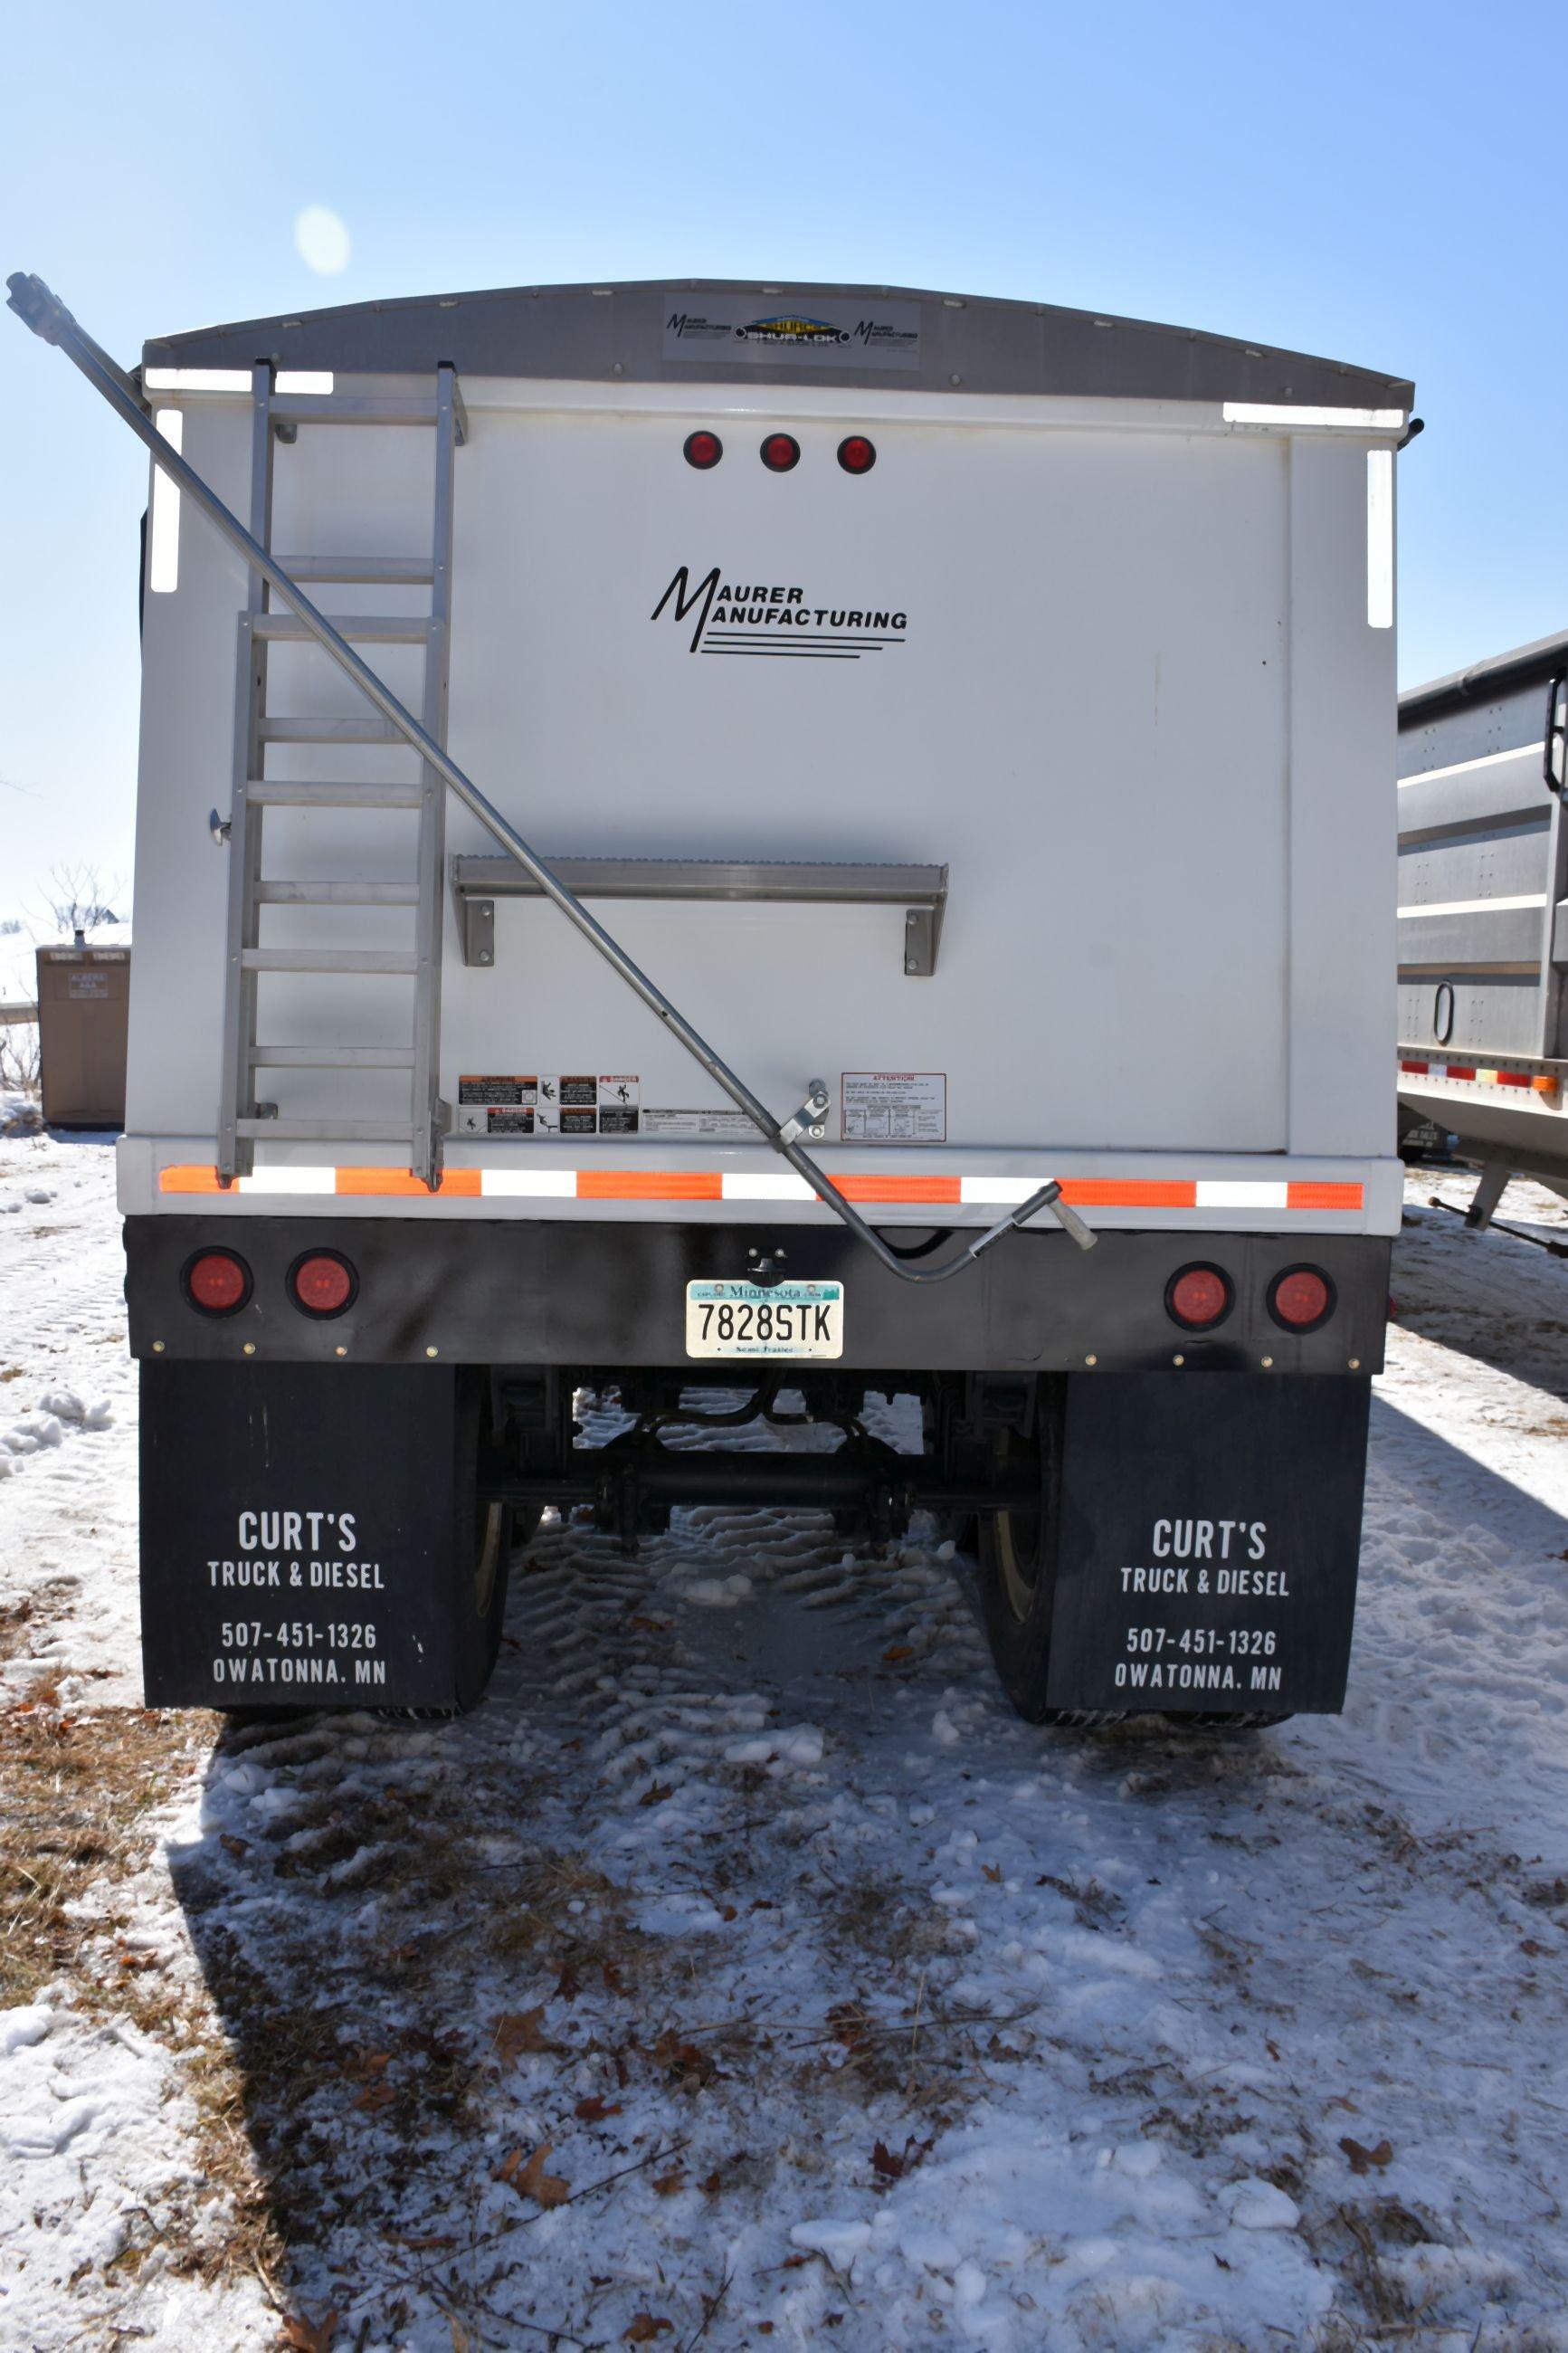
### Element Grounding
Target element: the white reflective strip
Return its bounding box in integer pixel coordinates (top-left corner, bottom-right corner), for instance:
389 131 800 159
234 1167 336 1195
959 1177 1039 1205
148 409 183 592
1397 742 1544 787
479 1169 577 1197
1399 892 1546 919
1366 448 1394 629
1223 402 1405 430
721 1173 816 1202
1194 1180 1288 1209
142 367 335 394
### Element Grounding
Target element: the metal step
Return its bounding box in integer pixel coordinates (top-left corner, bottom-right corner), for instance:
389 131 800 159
245 777 425 809
258 715 406 745
254 881 421 905
250 1043 417 1068
252 611 432 644
270 392 468 442
234 1117 418 1140
241 948 418 975
272 555 435 585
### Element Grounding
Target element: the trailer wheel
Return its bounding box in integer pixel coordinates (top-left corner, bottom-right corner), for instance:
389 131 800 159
976 1405 1123 1729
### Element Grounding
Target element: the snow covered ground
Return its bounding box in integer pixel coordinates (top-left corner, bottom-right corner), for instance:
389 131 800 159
2 1130 1567 2350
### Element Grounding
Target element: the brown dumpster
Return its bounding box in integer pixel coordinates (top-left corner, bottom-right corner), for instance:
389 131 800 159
35 939 131 1129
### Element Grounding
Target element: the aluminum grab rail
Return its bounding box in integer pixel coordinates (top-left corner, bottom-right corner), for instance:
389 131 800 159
7 272 1095 1281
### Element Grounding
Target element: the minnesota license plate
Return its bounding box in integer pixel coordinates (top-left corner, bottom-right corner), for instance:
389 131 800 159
685 1279 844 1359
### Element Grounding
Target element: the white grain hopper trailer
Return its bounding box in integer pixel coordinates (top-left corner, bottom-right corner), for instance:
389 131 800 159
10 272 1412 1722
1396 631 1568 1223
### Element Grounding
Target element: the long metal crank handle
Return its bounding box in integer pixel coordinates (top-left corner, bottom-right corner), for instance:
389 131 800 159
6 271 1094 1280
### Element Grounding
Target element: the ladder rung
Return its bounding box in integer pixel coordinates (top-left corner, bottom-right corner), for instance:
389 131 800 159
242 948 418 976
252 612 433 645
234 1118 418 1141
258 716 406 745
251 1044 417 1068
245 778 425 808
272 555 435 585
254 881 422 906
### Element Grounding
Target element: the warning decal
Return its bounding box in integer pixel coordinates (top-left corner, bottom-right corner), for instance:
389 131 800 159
457 1076 641 1138
841 1072 946 1143
641 1108 758 1140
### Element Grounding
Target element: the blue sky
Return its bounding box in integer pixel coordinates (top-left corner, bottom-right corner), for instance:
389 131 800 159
3 0 1564 912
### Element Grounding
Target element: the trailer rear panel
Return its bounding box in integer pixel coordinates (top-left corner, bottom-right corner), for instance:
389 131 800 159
9 273 1414 1719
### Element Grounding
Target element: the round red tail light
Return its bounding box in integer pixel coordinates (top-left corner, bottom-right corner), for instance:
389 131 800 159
683 430 723 470
760 433 801 472
1165 1263 1233 1331
289 1250 357 1319
182 1248 252 1317
1268 1266 1335 1331
836 434 877 475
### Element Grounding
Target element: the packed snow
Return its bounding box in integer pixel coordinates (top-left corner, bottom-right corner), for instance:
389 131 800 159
2 1126 1567 2348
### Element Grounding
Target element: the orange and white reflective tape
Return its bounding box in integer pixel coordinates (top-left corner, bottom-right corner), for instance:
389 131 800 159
158 1165 1364 1212
1401 1058 1559 1098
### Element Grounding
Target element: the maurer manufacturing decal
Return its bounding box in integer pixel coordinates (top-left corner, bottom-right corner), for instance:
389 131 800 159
663 296 920 370
651 566 908 662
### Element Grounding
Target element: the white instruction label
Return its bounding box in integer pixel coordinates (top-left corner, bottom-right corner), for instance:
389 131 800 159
643 1108 759 1140
841 1071 946 1143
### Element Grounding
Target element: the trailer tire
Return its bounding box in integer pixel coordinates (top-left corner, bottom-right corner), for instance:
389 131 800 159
976 1397 1123 1730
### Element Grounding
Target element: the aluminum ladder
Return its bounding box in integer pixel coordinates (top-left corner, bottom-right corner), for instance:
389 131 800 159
216 362 465 1186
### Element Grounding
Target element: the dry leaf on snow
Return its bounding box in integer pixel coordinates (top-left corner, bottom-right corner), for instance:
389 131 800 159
871 2133 934 2183
280 2313 338 2353
1340 2135 1393 2175
575 2093 622 2122
497 2142 571 2207
492 2007 561 2062
622 2318 673 2343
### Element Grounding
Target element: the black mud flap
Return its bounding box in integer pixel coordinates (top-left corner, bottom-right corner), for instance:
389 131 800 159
1044 1375 1371 1715
140 1363 459 1710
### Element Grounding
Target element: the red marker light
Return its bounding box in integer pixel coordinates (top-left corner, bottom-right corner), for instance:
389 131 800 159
183 1249 251 1317
1165 1264 1232 1331
837 434 877 475
1269 1266 1334 1331
683 430 723 470
289 1251 356 1319
760 433 801 472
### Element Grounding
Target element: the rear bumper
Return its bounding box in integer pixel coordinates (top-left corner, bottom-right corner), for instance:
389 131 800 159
125 1215 1389 1375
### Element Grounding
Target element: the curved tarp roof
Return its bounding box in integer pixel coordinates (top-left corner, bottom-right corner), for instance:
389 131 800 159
143 278 1412 409
1401 626 1568 722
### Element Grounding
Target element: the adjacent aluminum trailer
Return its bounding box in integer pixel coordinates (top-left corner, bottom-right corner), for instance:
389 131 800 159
11 273 1414 1723
1397 632 1568 1223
